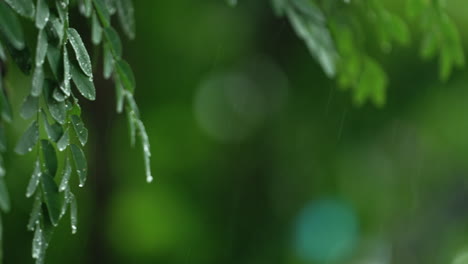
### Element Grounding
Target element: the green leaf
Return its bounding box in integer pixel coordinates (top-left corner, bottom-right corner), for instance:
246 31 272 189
135 118 153 183
115 80 124 113
41 139 58 177
0 1 25 50
67 28 93 77
104 0 116 14
42 111 63 142
71 144 87 187
91 12 103 45
15 121 39 155
354 57 388 107
50 16 64 44
4 0 35 19
47 44 62 79
0 156 5 178
287 7 337 77
78 0 92 17
20 95 39 119
93 0 110 28
35 0 49 29
35 29 48 67
125 91 140 118
0 86 12 123
59 157 72 192
69 192 77 234
71 115 88 146
0 125 7 153
104 27 122 58
27 192 42 231
126 107 136 147
53 87 67 102
115 60 136 93
31 66 45 97
0 40 6 61
103 43 114 79
0 178 10 212
44 81 67 124
57 128 70 152
26 160 42 198
41 172 61 226
116 0 136 39
61 47 71 96
71 64 96 101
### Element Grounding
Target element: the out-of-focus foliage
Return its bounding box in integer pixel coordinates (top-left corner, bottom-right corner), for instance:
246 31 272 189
264 0 464 107
0 0 149 263
0 0 467 264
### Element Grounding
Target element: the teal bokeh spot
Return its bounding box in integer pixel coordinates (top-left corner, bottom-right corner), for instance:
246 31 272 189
295 199 359 263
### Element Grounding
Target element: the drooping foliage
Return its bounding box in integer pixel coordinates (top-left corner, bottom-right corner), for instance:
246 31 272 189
238 0 464 107
0 0 151 263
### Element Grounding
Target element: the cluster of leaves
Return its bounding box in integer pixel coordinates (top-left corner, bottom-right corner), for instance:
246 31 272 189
0 0 152 263
234 0 465 107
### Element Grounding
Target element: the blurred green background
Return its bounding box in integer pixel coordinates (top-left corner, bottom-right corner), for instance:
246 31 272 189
5 0 468 263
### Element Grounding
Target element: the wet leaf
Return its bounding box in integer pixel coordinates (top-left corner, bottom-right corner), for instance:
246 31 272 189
35 0 49 30
26 160 42 198
104 27 122 58
71 115 88 146
69 192 77 234
78 0 92 17
4 0 35 19
57 128 70 152
67 28 92 77
71 144 87 187
116 0 135 39
93 0 110 28
41 140 57 177
41 172 61 226
0 178 10 212
44 81 67 124
27 193 42 231
115 60 135 93
31 66 45 97
15 121 39 155
71 64 96 101
0 126 6 153
61 47 71 96
103 43 114 79
91 12 103 45
0 2 25 50
0 87 12 123
42 112 63 142
135 118 153 183
20 95 39 119
47 44 62 79
35 29 48 67
59 157 72 192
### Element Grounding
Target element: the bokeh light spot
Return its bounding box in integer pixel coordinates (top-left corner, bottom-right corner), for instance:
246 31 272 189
294 198 359 263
